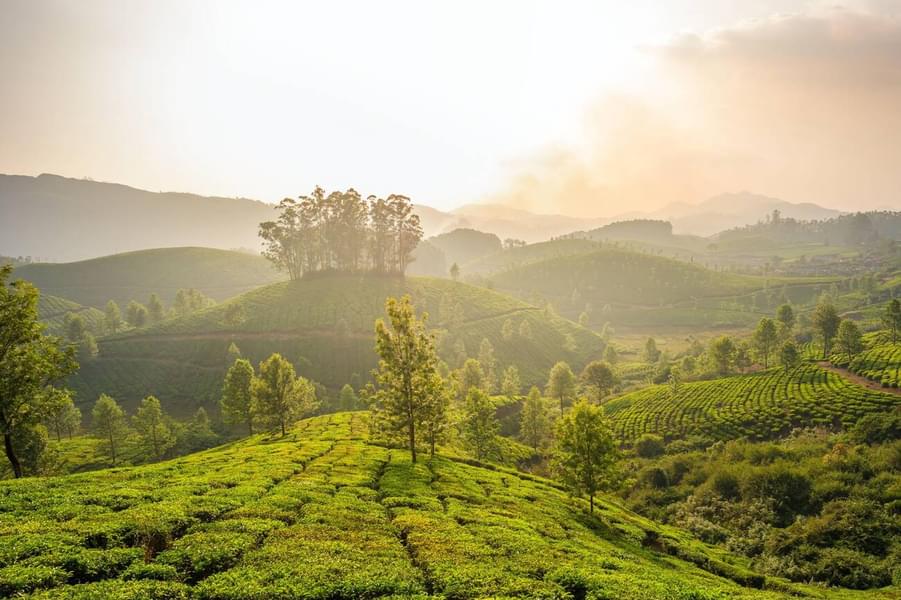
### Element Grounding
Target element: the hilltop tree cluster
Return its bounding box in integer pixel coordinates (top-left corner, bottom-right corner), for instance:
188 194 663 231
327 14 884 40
259 188 424 280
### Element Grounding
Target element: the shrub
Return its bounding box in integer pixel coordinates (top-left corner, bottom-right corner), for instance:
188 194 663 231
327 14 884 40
0 564 68 596
635 434 666 458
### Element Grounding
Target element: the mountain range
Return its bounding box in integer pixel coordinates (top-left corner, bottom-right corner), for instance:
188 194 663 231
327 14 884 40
1 173 844 261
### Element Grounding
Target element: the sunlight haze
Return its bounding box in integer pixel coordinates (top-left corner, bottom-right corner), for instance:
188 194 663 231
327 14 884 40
2 0 900 215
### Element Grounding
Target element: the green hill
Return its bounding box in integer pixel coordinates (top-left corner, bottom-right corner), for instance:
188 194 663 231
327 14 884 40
37 294 105 337
0 412 864 599
15 248 284 309
486 247 829 330
70 275 603 415
603 364 899 444
463 238 600 275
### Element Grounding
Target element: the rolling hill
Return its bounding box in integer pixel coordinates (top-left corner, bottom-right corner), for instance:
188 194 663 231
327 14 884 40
486 246 831 330
15 247 284 309
0 412 862 599
69 275 604 415
603 364 899 444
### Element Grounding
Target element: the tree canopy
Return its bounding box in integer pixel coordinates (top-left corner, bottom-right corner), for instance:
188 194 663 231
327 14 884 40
259 188 423 279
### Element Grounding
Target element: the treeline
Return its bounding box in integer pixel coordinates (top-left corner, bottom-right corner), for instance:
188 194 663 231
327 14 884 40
718 209 901 247
259 187 424 280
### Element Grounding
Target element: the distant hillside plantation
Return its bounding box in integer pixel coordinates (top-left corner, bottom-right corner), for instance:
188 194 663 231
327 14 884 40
15 247 284 309
37 294 105 336
70 275 603 414
0 173 278 261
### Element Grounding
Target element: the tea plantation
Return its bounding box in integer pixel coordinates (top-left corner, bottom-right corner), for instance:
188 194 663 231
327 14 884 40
69 276 603 413
1 412 878 599
834 343 901 388
603 364 900 443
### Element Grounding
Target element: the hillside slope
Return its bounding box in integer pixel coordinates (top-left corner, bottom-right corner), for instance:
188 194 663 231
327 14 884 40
71 276 603 414
37 294 105 336
15 247 284 309
603 364 899 444
0 412 860 599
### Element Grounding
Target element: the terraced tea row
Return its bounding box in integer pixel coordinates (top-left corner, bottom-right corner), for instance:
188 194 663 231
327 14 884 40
604 364 899 443
1 413 820 599
835 343 901 388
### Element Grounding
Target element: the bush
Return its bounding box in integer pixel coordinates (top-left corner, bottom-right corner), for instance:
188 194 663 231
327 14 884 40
638 466 669 489
708 471 741 501
635 434 666 458
741 465 811 526
0 564 68 596
811 547 891 589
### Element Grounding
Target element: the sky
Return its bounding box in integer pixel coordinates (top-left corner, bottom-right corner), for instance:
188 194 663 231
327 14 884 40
1 0 900 216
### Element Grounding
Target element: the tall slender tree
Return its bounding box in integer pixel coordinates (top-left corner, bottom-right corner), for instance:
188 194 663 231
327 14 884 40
252 354 316 436
221 358 256 435
92 394 128 466
546 361 576 414
753 317 779 369
882 299 901 344
133 396 173 460
370 296 445 463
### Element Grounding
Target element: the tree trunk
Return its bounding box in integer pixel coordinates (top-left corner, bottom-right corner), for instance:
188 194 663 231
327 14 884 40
55 424 62 442
589 494 594 514
560 395 564 415
109 429 117 465
248 420 254 436
4 432 23 478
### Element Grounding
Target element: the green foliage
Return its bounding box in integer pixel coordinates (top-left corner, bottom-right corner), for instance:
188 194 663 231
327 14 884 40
220 359 255 435
0 265 78 478
71 276 602 412
812 295 841 358
519 387 552 450
752 318 779 369
133 396 174 460
259 189 422 278
580 360 617 403
838 342 901 387
147 293 165 324
553 400 619 513
835 319 863 362
546 361 576 414
125 301 148 329
460 388 499 461
500 365 521 399
604 364 899 443
709 336 736 375
43 389 81 442
14 247 282 309
369 296 446 462
635 434 665 458
251 354 316 436
0 413 806 598
104 300 121 334
91 394 129 465
779 341 800 371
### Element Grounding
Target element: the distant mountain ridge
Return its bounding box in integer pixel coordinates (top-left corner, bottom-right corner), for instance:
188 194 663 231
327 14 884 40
1 173 846 261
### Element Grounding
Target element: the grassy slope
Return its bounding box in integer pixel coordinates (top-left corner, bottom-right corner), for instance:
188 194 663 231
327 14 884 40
0 412 877 599
37 294 105 336
487 247 832 330
71 275 603 414
15 247 284 309
604 364 900 444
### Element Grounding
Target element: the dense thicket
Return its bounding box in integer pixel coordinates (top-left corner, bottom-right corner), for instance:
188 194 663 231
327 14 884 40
259 188 423 279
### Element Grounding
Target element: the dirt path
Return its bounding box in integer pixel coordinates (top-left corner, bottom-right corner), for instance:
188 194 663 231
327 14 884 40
816 361 901 397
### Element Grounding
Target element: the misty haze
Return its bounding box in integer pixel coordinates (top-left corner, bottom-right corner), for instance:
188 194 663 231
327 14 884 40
1 2 899 599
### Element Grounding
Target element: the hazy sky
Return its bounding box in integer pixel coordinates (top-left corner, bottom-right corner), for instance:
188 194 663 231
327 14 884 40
1 0 899 215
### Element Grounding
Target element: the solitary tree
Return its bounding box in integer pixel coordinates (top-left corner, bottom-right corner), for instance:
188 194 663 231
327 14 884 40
501 319 515 341
221 358 256 435
252 353 316 436
370 295 445 463
458 358 487 397
421 379 451 458
501 365 521 399
780 341 801 371
520 386 551 450
553 400 619 514
92 394 128 466
603 345 618 365
547 361 576 414
147 294 165 324
461 387 499 461
133 396 173 460
449 262 460 281
126 301 148 328
812 296 841 358
776 303 795 336
882 299 901 344
580 360 617 403
644 338 661 363
709 336 736 375
478 338 497 393
836 320 863 363
43 388 81 441
0 266 77 477
338 384 359 411
753 317 779 368
104 300 122 334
